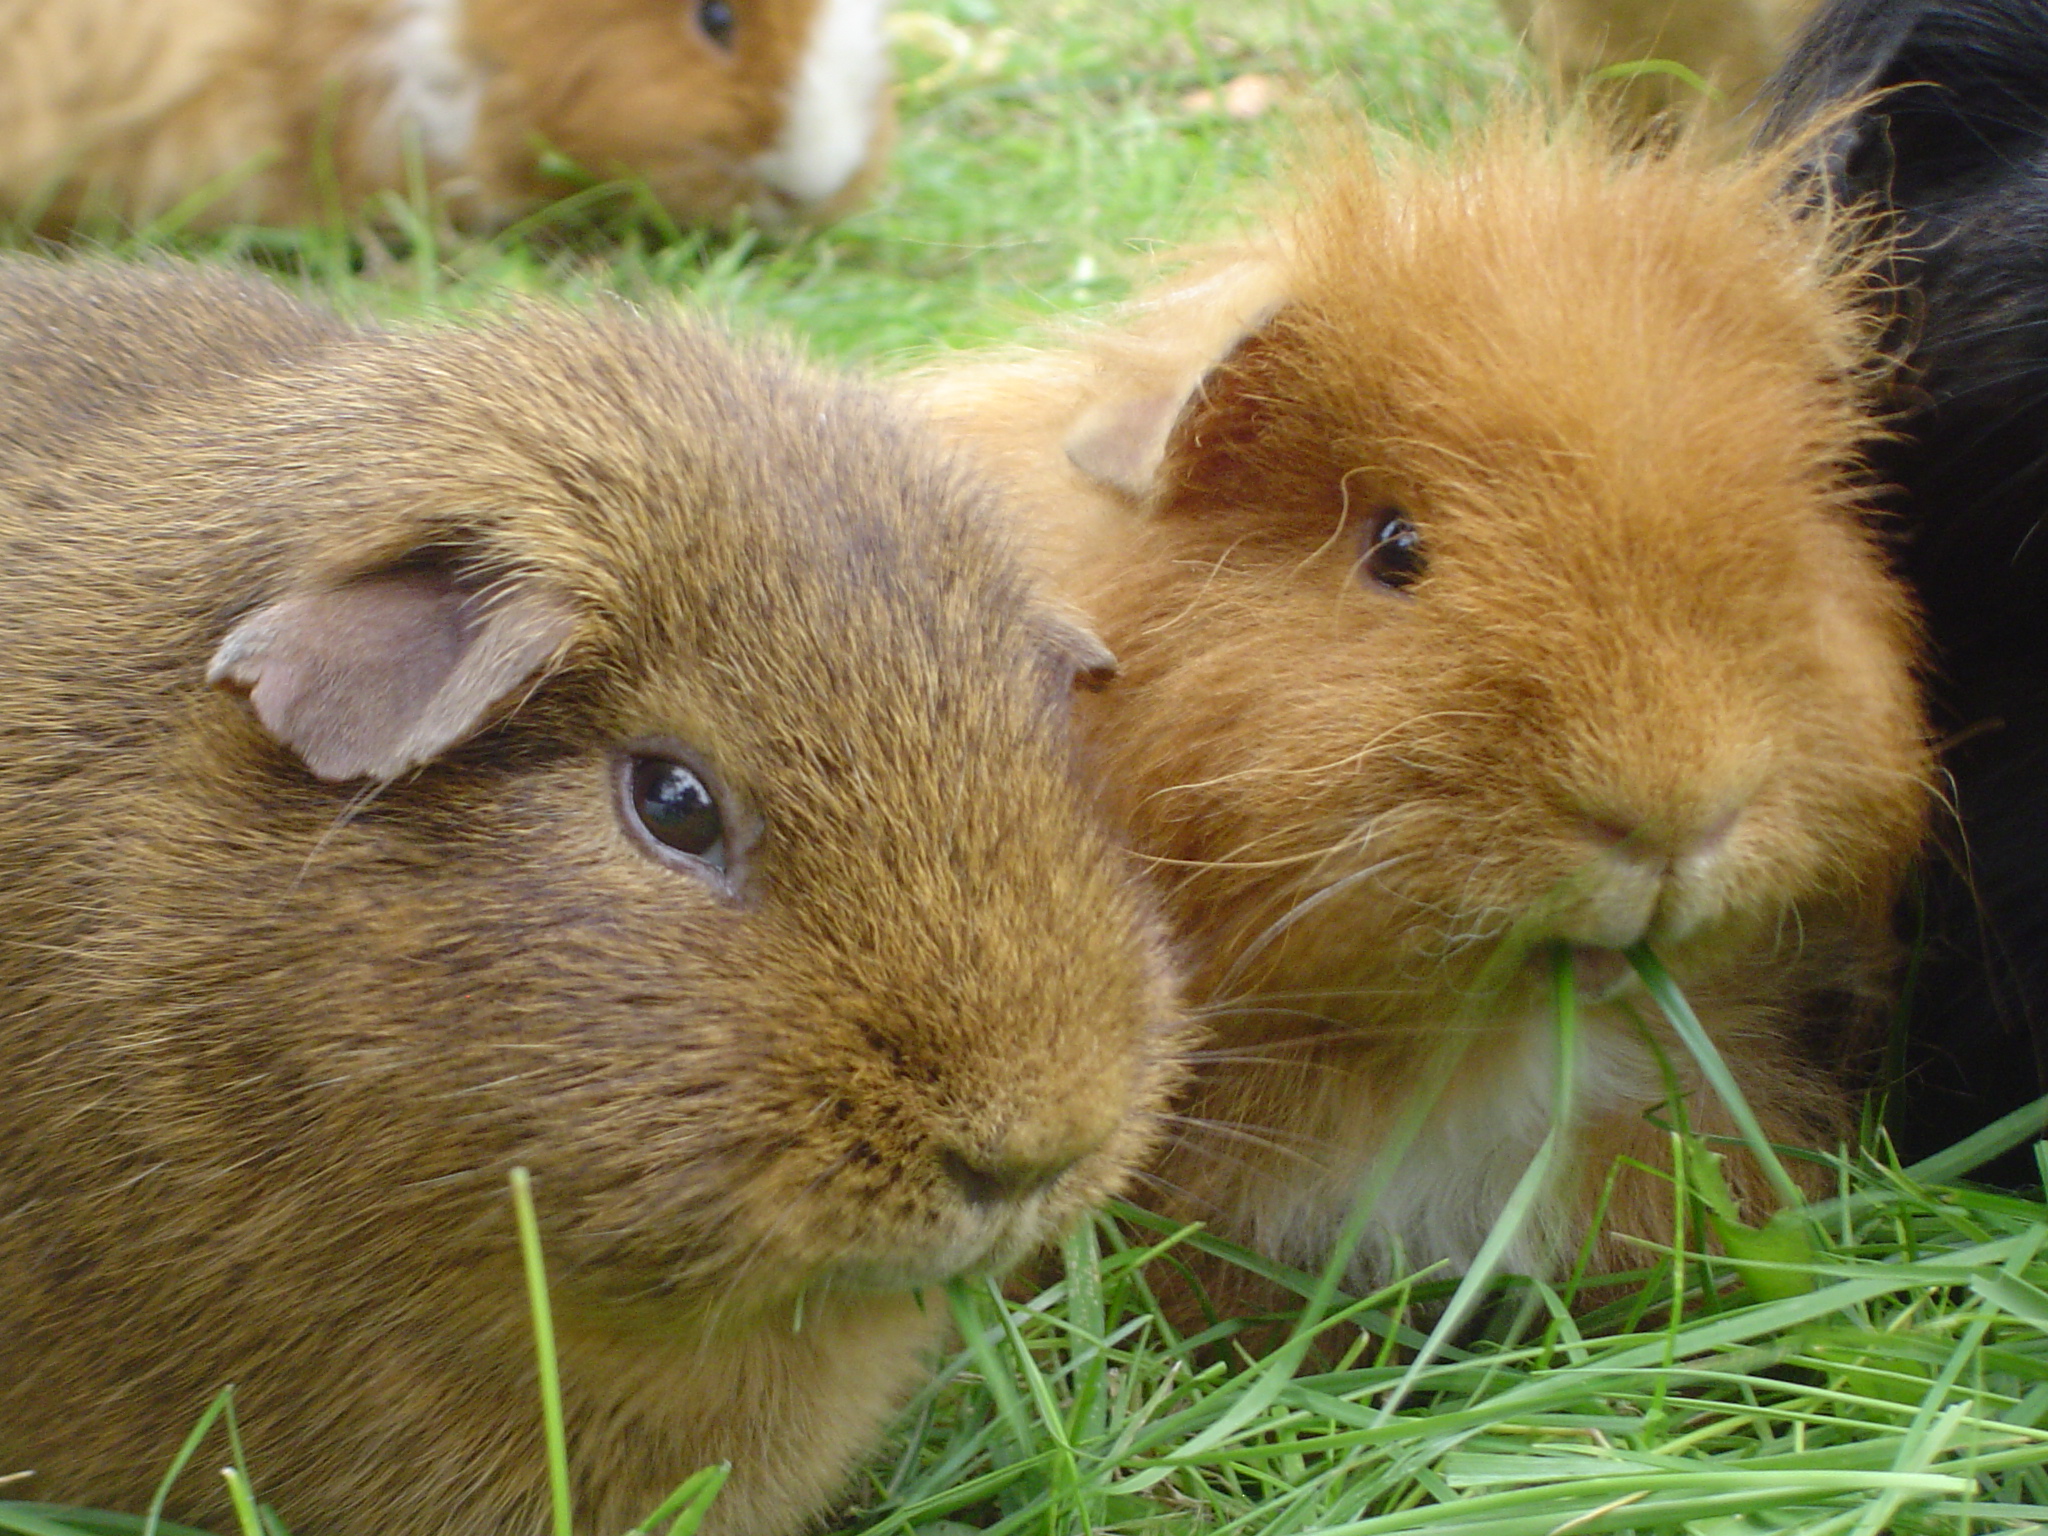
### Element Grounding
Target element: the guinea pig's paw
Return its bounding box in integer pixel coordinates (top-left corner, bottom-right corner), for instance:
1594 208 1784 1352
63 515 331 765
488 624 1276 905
208 554 577 782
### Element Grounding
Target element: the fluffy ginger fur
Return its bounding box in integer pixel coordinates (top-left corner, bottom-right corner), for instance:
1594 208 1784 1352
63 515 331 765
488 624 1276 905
918 117 1931 1304
0 0 890 231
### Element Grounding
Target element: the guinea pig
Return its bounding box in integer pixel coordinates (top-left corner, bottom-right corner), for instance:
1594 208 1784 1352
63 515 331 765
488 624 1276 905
1762 0 2048 1182
0 0 891 233
0 258 1184 1536
917 116 1931 1302
1498 0 1817 127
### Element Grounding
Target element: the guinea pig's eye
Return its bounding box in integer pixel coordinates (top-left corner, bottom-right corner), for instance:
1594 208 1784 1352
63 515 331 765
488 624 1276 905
627 756 728 871
696 0 736 49
1358 506 1426 592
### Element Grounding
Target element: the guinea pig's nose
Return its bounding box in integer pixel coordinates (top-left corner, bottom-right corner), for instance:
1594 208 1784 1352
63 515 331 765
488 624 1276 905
1576 798 1743 865
1554 800 1749 949
938 1146 1087 1209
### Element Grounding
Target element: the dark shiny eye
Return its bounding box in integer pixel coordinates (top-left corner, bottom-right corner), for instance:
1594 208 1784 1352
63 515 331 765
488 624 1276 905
1359 507 1426 592
629 757 727 869
697 0 735 49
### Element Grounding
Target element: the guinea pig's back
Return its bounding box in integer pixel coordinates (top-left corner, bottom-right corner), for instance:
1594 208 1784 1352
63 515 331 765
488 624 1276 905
0 259 347 474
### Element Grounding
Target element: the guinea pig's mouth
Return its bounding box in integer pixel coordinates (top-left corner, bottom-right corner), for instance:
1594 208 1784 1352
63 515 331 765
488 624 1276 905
1455 934 1645 1012
815 1210 1058 1295
1559 945 1638 1005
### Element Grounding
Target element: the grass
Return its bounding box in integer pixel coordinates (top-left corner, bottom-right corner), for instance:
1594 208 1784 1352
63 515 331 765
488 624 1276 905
830 957 2048 1536
5 0 2048 1532
861 1169 2048 1536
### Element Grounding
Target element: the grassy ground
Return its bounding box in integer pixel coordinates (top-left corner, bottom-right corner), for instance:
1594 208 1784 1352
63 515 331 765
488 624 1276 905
6 1 2048 1533
855 1096 2048 1536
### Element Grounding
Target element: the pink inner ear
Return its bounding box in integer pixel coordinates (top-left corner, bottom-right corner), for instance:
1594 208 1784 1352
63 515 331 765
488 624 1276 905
1064 390 1192 500
207 569 578 782
1064 299 1293 501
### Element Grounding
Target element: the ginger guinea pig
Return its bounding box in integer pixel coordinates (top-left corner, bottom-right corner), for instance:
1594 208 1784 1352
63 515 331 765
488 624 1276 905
0 0 890 233
0 259 1182 1536
919 119 1930 1299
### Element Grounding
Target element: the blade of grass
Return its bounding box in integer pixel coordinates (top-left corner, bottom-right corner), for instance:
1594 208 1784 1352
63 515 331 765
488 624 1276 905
1905 1094 2048 1186
140 1388 239 1536
0 1508 219 1536
1377 943 1582 1422
1627 943 1805 1208
945 1279 1039 1458
0 1511 113 1536
654 1465 730 1536
213 1474 258 1536
509 1167 573 1536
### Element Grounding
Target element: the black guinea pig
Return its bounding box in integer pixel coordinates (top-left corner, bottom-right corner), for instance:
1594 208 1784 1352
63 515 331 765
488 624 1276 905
1764 0 2048 1180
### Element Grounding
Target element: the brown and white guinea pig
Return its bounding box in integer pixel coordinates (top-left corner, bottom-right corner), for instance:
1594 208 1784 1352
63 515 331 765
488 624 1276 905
0 0 891 233
1499 0 1818 127
917 117 1931 1301
0 258 1184 1536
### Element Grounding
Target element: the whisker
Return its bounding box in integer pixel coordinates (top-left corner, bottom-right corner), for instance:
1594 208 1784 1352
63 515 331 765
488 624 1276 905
1120 1164 1214 1216
1136 534 1255 639
1217 850 1420 995
1158 1111 1332 1169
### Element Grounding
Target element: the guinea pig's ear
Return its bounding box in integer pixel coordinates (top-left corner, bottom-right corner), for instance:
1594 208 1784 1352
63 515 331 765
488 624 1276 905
1064 389 1194 501
1063 299 1289 501
1148 313 1317 520
1034 606 1119 694
207 562 579 783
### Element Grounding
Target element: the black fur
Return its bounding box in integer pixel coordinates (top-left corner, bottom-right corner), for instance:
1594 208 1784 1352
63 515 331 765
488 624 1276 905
1765 0 2048 1181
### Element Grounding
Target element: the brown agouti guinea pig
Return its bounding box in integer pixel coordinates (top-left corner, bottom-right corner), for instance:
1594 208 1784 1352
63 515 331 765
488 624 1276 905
0 258 1184 1536
918 117 1931 1306
0 0 891 233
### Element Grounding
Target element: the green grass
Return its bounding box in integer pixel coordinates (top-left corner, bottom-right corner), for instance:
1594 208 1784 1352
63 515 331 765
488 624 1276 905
835 972 2048 1536
859 1166 2048 1536
7 1 2048 1533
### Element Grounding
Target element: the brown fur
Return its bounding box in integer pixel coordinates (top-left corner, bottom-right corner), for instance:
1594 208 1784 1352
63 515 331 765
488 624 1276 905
0 0 890 233
918 117 1930 1303
1499 0 1820 127
0 258 1185 1535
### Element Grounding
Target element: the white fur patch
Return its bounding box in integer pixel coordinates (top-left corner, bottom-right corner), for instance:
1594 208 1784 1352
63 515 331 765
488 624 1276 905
748 0 889 205
366 0 484 172
1256 1011 1653 1286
